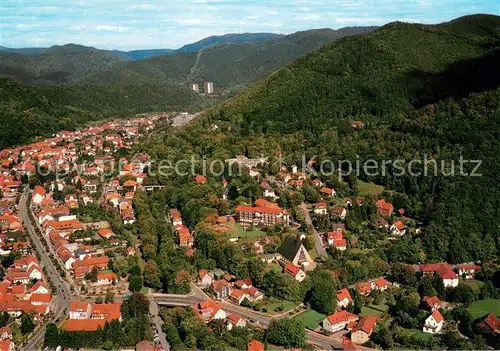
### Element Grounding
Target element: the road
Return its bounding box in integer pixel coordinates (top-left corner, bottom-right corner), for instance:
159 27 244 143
153 294 342 350
300 203 327 257
19 187 72 351
149 299 169 351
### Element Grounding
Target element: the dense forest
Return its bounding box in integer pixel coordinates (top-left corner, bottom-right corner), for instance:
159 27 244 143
136 14 500 265
0 78 201 149
0 27 376 87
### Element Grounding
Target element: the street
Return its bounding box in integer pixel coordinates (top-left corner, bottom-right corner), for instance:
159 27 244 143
153 294 342 350
300 202 327 257
19 188 72 351
20 185 338 350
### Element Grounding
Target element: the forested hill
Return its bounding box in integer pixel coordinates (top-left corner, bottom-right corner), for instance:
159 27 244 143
88 27 377 88
0 78 200 149
203 14 500 134
138 14 500 264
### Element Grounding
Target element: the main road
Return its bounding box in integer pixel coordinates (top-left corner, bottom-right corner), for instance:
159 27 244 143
153 294 342 350
19 187 72 351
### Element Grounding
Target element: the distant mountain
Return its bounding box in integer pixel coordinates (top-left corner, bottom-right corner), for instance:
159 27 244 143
0 43 128 84
112 49 175 60
0 76 201 148
204 14 500 134
173 32 285 53
84 27 377 89
0 46 47 55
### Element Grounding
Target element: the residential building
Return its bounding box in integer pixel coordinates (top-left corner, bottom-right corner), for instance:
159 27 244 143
323 310 359 333
336 288 353 308
235 202 289 228
247 340 264 351
456 263 481 279
423 310 444 334
284 263 306 282
423 296 441 312
376 199 393 217
351 316 377 344
69 301 91 319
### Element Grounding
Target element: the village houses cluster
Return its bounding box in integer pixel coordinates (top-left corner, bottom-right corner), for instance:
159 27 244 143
0 115 168 342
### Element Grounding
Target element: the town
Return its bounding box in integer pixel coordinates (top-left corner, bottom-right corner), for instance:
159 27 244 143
0 111 498 351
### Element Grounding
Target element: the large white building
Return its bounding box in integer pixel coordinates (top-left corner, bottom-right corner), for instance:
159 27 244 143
204 81 214 94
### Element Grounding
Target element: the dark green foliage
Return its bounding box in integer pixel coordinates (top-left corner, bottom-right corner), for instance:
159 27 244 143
266 318 306 348
0 77 199 149
20 313 35 334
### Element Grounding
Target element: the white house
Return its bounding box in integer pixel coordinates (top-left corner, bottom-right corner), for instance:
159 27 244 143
199 270 213 286
456 263 481 279
390 220 406 236
28 265 43 280
69 301 91 319
423 310 444 334
323 311 358 333
313 202 328 215
336 288 353 308
227 313 246 331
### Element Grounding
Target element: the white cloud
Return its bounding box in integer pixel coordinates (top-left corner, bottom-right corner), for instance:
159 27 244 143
95 25 130 32
293 13 322 21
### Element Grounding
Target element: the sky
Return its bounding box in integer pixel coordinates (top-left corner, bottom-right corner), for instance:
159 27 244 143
0 0 498 50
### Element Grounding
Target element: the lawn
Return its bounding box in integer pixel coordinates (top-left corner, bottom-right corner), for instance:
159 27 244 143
262 298 296 314
293 309 326 330
357 180 385 197
467 299 500 318
230 224 266 238
360 304 389 317
400 328 435 341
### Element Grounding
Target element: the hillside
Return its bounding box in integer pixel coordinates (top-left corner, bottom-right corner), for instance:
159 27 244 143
87 27 377 88
205 15 500 132
174 32 285 53
0 77 201 149
138 14 500 264
0 44 128 84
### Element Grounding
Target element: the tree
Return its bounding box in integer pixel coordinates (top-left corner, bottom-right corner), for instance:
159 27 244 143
44 323 59 347
307 270 338 314
85 267 98 282
105 289 115 303
266 318 306 348
247 258 266 286
143 262 162 289
446 284 477 304
20 313 35 334
121 293 149 320
129 274 143 292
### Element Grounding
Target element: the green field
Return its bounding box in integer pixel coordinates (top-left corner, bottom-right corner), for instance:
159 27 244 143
400 328 435 341
262 299 296 314
293 309 326 330
357 180 385 197
467 299 500 318
230 224 266 238
360 304 389 317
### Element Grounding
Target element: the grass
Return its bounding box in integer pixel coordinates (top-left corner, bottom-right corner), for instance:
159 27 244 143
262 298 297 314
293 309 326 330
357 180 385 197
463 280 484 292
230 223 266 239
404 329 435 341
467 299 500 318
360 304 389 317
